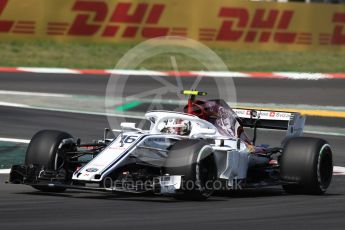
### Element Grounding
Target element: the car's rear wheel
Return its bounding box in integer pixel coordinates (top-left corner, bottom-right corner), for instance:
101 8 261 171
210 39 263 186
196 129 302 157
164 139 217 200
25 130 74 192
280 137 333 194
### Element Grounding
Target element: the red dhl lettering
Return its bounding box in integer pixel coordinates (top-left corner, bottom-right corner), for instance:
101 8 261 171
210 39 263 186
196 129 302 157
0 0 13 32
68 1 108 36
216 7 297 44
68 1 168 38
332 12 345 45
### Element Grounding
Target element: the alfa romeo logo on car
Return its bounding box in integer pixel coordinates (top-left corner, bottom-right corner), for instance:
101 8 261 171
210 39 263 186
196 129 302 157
85 168 99 173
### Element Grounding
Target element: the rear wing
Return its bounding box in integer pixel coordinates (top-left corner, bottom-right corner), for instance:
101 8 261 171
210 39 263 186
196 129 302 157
233 108 306 137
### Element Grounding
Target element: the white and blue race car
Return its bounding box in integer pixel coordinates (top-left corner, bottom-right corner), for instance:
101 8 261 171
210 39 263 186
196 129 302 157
9 90 333 200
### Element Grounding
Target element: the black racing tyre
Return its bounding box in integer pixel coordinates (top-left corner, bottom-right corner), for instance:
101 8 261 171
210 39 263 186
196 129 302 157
164 139 217 200
25 130 73 192
280 137 333 195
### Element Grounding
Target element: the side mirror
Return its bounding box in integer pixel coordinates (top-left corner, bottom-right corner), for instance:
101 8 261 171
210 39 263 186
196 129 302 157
191 128 216 139
120 122 142 132
199 128 216 135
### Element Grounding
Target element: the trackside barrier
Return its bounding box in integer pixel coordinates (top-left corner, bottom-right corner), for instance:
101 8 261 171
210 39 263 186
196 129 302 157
0 0 344 51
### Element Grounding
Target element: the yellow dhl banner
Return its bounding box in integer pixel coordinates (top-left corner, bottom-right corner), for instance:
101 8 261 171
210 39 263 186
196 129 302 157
0 0 344 51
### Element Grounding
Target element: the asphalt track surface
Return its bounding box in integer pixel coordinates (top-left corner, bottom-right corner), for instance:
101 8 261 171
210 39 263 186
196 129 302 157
0 72 344 106
0 72 345 229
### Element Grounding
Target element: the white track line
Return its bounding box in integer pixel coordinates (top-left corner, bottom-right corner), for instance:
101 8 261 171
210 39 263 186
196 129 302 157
190 71 249 78
0 138 30 144
22 106 144 119
0 169 10 174
0 102 31 108
107 69 167 76
0 102 144 119
333 166 345 176
10 67 343 80
0 90 71 97
274 72 330 80
17 67 80 74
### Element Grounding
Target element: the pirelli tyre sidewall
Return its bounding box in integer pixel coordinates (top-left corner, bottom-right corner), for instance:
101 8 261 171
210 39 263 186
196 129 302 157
25 130 73 192
280 137 333 194
164 139 217 200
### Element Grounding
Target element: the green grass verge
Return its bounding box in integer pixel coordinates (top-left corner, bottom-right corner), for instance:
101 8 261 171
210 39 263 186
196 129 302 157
1 40 345 72
0 141 26 169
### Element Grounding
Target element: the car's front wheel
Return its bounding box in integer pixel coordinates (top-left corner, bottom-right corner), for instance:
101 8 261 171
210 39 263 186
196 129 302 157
25 130 75 192
164 139 217 200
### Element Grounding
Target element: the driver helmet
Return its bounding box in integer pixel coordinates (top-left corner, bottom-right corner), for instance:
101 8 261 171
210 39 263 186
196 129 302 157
160 119 191 136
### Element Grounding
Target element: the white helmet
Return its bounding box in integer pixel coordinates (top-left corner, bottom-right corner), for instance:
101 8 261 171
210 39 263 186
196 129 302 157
160 119 191 136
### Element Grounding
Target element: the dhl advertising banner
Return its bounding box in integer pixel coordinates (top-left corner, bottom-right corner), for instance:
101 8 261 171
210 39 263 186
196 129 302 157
0 0 344 51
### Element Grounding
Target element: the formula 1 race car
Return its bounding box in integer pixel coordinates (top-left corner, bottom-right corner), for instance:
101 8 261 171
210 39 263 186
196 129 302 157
9 90 333 200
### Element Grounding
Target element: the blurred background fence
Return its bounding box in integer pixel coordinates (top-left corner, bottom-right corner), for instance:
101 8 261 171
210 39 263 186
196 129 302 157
0 0 344 52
